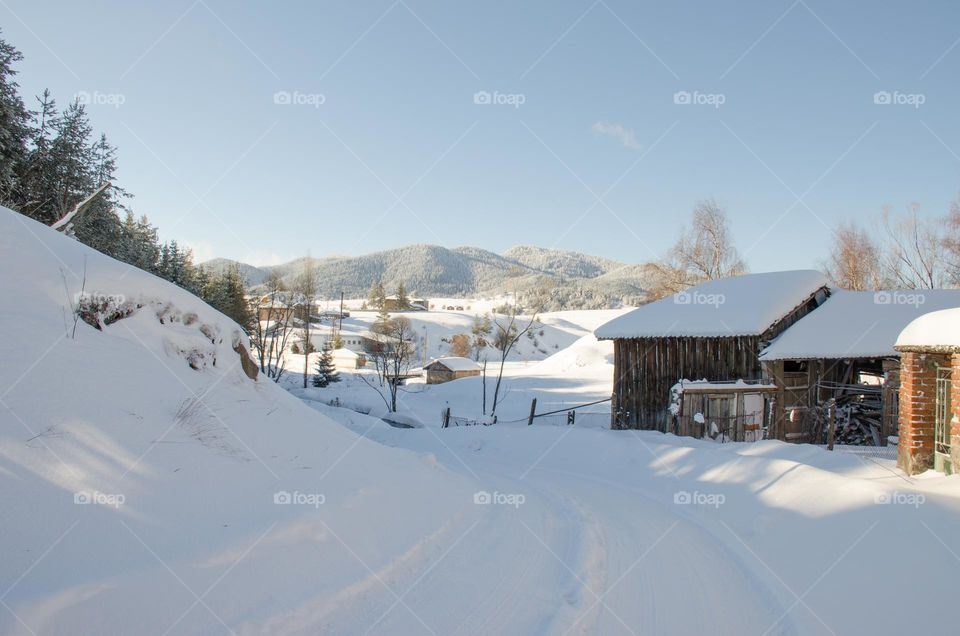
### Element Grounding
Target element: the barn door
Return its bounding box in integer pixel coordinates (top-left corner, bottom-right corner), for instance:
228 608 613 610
935 367 953 474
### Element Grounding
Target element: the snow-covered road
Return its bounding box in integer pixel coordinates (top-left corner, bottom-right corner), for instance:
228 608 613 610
251 427 791 636
287 402 871 636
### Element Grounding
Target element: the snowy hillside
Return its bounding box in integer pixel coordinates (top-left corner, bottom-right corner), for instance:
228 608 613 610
0 208 475 634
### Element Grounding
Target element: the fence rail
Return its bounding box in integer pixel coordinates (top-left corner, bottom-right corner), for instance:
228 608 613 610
441 396 612 428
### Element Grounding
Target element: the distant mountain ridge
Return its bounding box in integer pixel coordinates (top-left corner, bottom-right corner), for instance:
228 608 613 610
201 244 654 308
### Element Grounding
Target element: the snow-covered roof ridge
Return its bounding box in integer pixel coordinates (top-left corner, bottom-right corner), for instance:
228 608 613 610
425 356 482 371
594 270 828 339
761 290 960 360
895 307 960 351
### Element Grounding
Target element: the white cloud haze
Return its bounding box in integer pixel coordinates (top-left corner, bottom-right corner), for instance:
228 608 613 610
591 121 640 150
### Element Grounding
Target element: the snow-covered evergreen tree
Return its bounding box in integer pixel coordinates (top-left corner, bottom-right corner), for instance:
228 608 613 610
312 348 340 387
0 31 29 207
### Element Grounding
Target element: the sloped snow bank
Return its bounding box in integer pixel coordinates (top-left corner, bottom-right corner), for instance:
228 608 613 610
0 208 479 635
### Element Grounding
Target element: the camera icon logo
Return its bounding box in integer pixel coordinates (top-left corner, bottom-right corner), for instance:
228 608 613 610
74 491 91 504
673 91 691 105
473 91 492 105
873 91 891 105
674 291 692 305
874 493 891 505
873 291 892 305
673 491 692 504
473 490 492 505
273 490 292 504
273 91 292 105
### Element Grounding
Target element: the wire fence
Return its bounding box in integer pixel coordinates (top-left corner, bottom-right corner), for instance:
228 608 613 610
443 397 612 428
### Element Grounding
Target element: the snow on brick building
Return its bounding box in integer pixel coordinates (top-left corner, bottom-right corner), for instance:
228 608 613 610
894 308 960 475
423 357 482 384
760 290 960 444
595 271 829 431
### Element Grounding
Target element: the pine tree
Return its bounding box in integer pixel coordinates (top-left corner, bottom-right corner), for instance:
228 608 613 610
16 89 58 221
0 31 29 207
73 134 122 255
49 100 95 221
216 264 253 330
312 348 340 387
368 280 386 310
395 282 410 310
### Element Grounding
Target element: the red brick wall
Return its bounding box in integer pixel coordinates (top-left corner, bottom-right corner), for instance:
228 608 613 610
897 351 949 474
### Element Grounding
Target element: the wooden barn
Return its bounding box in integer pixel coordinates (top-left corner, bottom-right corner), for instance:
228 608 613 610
595 271 830 431
759 289 960 445
423 357 482 384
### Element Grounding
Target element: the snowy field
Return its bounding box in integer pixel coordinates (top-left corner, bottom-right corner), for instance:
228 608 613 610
2 206 960 635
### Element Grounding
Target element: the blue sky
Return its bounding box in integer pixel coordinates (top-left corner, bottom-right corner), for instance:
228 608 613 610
4 0 960 269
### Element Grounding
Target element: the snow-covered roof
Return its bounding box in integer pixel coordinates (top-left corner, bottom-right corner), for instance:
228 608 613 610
425 356 482 372
761 290 960 360
330 348 361 358
594 270 828 339
895 307 960 350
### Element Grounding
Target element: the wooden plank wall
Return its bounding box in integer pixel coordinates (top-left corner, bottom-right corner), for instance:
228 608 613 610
612 336 763 430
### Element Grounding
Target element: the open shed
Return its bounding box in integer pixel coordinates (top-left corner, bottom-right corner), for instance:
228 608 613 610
595 270 829 431
760 290 960 445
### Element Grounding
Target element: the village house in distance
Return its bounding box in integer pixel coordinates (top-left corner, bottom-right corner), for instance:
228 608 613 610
423 357 482 384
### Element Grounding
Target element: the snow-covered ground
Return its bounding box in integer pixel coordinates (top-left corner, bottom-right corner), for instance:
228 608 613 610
3 206 960 635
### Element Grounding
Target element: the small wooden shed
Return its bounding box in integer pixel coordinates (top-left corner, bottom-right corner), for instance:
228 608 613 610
423 357 482 384
671 380 778 441
595 271 829 431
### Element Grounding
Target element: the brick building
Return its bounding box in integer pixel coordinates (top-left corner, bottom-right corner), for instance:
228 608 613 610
894 308 960 475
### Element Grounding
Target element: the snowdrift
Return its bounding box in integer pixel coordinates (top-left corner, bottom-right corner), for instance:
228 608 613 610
0 208 474 634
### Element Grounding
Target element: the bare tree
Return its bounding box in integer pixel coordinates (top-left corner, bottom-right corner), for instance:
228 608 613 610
362 315 417 412
449 333 471 358
490 294 545 416
943 197 960 284
248 273 296 382
294 258 319 388
882 205 947 289
824 221 886 290
649 199 747 298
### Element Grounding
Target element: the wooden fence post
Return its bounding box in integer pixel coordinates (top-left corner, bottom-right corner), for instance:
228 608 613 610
527 398 537 426
826 399 836 450
442 407 450 429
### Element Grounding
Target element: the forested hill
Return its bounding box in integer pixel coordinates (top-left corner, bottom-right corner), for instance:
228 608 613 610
201 245 656 308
